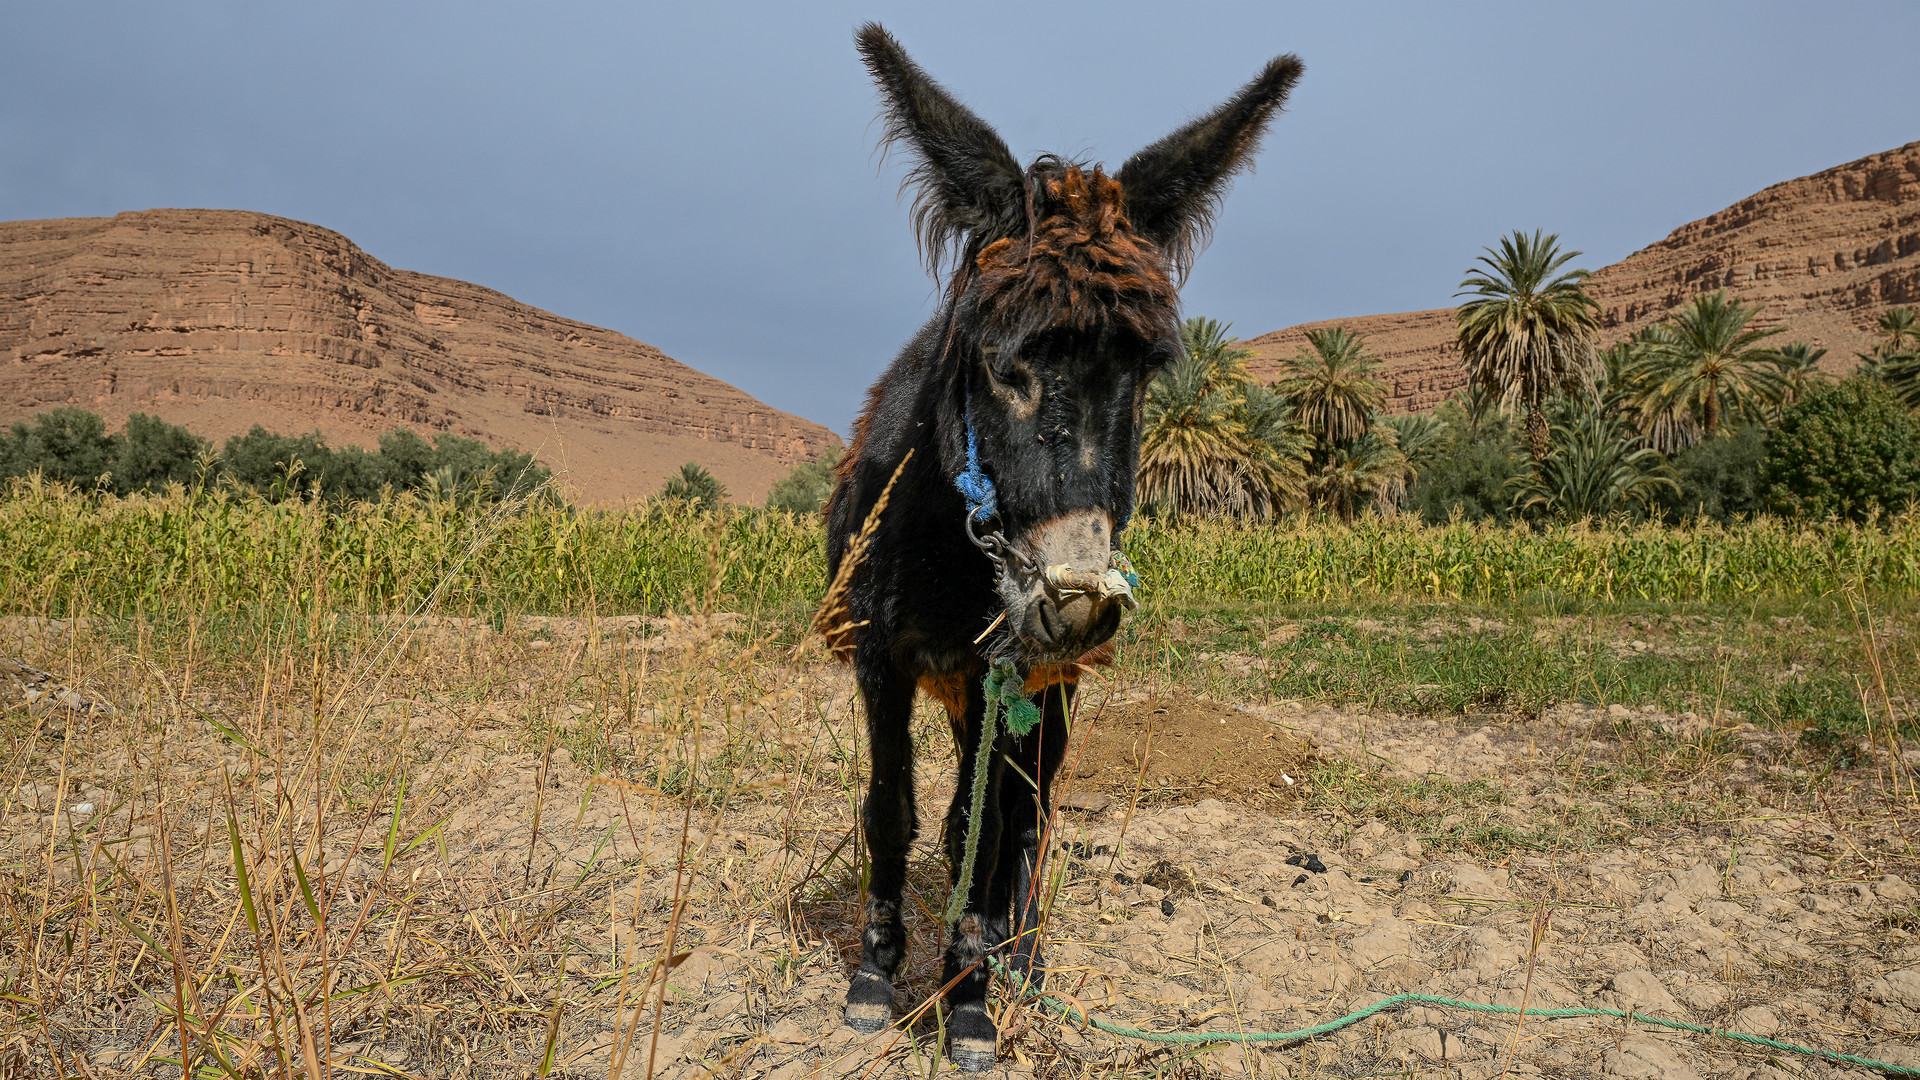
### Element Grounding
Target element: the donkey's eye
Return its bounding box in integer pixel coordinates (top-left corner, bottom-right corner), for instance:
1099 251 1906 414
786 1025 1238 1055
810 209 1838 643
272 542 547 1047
984 350 1028 391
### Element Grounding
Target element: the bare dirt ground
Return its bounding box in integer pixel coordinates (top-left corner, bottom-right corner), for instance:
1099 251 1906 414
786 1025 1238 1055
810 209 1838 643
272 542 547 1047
3 614 1919 1078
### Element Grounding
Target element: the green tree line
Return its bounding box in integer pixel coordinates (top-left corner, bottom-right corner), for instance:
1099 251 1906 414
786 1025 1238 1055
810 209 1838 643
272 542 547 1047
1131 229 1920 526
0 409 551 506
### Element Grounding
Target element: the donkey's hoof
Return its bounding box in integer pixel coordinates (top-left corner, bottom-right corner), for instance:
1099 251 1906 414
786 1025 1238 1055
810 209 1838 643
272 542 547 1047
843 971 895 1033
947 1005 997 1072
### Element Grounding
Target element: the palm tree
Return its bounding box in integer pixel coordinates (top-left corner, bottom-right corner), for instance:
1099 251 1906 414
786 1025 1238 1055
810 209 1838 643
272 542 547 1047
1238 382 1315 510
1882 353 1920 410
1878 307 1920 353
1275 326 1386 447
658 462 727 509
1509 399 1677 520
1455 230 1602 463
1381 412 1452 473
1180 316 1252 394
1772 343 1829 412
1138 318 1310 518
1604 327 1697 452
1866 307 1920 409
1308 429 1413 521
1628 291 1785 444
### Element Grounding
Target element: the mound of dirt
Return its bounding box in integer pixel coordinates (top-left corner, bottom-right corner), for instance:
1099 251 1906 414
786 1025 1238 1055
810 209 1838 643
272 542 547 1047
1246 139 1920 412
0 209 842 503
1068 694 1318 807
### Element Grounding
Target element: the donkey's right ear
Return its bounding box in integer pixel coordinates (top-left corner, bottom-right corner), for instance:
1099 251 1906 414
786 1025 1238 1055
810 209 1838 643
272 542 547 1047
857 23 1025 275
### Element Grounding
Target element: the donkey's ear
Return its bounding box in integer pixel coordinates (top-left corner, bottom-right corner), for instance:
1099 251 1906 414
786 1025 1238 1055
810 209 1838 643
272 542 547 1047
1118 55 1303 278
856 23 1025 275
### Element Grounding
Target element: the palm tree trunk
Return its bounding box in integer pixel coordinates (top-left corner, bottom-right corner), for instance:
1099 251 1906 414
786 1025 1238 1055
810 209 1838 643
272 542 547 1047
1703 376 1719 437
1525 401 1551 463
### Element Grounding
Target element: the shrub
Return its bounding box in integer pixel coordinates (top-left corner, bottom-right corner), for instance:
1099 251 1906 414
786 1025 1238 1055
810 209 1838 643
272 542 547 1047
217 427 379 502
1763 378 1920 522
1509 398 1676 520
766 448 844 515
0 407 122 487
376 429 551 503
116 413 211 493
1410 402 1527 524
1663 424 1766 523
658 463 726 509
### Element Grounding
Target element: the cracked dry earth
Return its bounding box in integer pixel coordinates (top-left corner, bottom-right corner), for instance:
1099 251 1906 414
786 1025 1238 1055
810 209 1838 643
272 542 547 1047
7 660 1920 1079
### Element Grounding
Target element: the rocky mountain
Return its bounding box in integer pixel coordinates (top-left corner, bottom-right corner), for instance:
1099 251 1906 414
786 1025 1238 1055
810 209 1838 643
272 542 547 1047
0 209 840 502
1245 140 1920 413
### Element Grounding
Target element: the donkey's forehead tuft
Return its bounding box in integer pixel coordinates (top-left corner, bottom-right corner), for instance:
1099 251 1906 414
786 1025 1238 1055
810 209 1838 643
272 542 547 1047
971 165 1178 343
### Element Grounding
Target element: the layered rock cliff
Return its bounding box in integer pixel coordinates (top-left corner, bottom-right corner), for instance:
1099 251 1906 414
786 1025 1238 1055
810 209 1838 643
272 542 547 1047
1245 140 1920 413
0 209 841 502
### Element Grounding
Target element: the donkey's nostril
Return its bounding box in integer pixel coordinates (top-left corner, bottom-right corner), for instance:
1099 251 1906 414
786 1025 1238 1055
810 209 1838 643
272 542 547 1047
1033 598 1063 647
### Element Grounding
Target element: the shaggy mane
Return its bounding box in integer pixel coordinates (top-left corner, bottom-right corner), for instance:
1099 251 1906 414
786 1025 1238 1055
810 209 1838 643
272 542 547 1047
972 164 1179 344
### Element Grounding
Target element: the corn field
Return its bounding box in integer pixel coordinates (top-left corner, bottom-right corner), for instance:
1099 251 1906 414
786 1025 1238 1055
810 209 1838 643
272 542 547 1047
3 481 1918 617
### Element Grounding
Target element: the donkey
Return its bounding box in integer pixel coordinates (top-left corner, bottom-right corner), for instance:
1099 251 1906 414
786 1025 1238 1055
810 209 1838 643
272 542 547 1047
825 24 1301 1069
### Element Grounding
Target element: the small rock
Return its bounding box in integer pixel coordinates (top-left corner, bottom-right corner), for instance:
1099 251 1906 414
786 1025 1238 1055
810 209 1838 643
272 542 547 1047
1059 792 1112 813
1731 1005 1779 1036
1878 874 1918 902
1346 918 1414 970
1159 897 1176 917
1799 894 1841 914
1866 967 1920 1011
1603 1036 1703 1080
69 802 93 816
1385 1025 1446 1063
1286 852 1327 873
1449 863 1512 898
1602 969 1683 1017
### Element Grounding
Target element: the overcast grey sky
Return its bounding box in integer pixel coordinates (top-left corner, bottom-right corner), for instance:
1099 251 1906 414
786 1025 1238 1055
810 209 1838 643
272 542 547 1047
5 2 1916 436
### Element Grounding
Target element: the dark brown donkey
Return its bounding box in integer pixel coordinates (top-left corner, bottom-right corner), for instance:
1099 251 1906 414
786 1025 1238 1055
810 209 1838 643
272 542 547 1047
826 23 1301 1070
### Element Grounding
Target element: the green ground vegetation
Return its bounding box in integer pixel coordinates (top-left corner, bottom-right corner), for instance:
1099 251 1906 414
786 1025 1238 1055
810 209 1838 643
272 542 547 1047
4 482 1915 741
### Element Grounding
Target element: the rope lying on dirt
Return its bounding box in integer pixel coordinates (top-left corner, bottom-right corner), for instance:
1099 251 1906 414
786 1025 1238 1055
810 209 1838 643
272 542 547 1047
991 957 1920 1075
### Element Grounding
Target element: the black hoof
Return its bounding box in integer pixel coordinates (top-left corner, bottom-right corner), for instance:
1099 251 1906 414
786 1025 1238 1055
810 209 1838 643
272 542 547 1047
843 971 894 1033
947 1004 997 1072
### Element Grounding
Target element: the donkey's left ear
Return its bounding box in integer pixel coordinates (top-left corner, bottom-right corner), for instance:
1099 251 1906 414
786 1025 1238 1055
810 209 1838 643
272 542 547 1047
1118 55 1303 279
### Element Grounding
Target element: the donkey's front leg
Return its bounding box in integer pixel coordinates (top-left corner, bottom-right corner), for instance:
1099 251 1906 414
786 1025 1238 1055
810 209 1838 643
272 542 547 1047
942 686 1006 1072
845 662 918 1034
1000 683 1072 991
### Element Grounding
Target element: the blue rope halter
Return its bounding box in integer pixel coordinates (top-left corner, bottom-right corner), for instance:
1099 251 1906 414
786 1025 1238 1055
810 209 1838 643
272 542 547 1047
955 420 998 523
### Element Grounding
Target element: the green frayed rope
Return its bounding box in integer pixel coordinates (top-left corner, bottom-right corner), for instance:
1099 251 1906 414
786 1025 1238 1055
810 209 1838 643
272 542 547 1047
990 957 1920 1075
985 659 1041 736
946 660 1039 924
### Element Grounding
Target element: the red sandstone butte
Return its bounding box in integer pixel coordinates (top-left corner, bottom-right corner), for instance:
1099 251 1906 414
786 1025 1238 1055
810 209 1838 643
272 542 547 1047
0 209 842 503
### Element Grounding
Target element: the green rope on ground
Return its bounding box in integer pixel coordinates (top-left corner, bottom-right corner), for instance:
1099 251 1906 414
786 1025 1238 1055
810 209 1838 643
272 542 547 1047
990 957 1920 1075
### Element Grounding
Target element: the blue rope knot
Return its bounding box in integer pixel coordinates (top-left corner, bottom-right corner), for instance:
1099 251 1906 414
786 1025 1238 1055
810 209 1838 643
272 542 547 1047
955 424 998 523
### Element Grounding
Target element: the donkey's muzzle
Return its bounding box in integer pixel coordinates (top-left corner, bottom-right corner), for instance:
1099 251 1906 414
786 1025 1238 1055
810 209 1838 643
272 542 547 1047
1004 510 1132 661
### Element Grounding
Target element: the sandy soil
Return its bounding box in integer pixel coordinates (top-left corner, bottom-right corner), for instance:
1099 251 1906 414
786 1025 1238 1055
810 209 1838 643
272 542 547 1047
5 618 1919 1078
